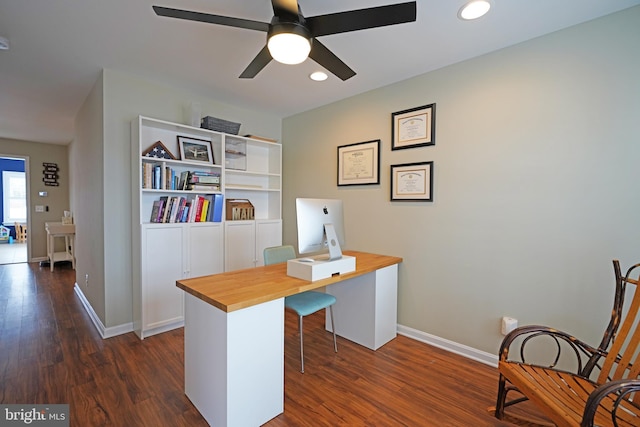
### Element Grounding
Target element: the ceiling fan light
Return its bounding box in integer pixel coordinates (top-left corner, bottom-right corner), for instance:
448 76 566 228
268 33 311 65
310 71 328 81
458 0 491 20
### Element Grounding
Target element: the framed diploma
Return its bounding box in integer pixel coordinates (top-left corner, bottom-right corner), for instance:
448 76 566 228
337 140 380 186
391 103 436 150
390 161 433 201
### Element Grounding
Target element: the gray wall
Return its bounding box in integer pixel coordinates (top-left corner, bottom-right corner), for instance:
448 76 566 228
0 138 69 262
282 7 640 355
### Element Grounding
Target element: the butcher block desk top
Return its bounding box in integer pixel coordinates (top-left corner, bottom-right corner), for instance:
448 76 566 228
176 251 403 313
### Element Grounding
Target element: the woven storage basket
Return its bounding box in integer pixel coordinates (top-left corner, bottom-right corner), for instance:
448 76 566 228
201 116 241 134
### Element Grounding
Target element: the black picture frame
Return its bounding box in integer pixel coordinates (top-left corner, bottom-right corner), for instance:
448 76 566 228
390 161 434 201
178 136 214 164
391 103 436 150
337 140 381 186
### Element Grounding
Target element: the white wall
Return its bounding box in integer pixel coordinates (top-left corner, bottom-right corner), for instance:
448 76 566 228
282 7 640 355
73 69 282 329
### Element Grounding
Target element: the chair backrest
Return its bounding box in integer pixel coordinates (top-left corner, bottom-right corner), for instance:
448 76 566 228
14 223 26 241
264 245 296 266
594 261 640 394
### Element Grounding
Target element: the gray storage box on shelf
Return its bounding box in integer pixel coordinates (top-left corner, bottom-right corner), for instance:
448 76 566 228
201 116 241 135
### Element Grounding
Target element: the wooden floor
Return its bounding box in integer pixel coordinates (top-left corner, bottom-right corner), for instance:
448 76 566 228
0 262 541 426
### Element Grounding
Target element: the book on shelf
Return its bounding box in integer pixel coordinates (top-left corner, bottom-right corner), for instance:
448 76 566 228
193 196 205 222
187 183 220 192
201 199 210 222
189 174 220 184
150 200 162 223
211 193 224 222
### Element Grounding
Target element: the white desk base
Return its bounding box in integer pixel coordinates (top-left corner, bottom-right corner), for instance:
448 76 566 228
326 264 398 350
183 262 398 426
184 294 284 427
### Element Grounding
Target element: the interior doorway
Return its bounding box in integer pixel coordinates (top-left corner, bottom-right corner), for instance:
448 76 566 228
0 156 29 264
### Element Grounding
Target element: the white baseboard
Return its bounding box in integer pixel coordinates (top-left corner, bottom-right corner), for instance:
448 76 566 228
397 324 498 368
74 283 133 339
71 283 500 360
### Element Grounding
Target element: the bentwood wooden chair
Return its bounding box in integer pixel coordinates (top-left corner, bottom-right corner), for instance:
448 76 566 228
263 245 338 373
493 260 640 426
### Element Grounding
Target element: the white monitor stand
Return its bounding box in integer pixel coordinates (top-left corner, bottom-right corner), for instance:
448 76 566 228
324 223 343 261
287 223 355 281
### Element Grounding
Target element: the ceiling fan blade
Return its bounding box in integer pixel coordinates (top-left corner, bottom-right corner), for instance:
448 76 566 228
271 0 299 20
308 40 355 81
307 2 416 37
153 6 269 32
239 46 273 79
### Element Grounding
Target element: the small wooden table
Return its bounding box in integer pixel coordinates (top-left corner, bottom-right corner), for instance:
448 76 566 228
45 222 75 272
176 250 402 427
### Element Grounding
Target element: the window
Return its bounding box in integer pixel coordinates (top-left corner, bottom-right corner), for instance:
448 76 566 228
3 171 27 224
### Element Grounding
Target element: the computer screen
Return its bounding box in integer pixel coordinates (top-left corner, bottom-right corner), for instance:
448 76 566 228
295 198 345 260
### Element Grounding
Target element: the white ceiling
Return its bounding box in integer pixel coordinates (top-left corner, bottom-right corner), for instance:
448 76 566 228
1 0 639 145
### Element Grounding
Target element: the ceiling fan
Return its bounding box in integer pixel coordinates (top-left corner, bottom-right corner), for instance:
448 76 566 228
153 0 417 81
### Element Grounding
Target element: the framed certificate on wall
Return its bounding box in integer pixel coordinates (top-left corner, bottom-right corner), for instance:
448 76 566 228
391 104 436 150
337 140 380 186
390 161 433 201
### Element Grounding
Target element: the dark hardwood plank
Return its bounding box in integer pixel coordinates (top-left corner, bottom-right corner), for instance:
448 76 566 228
0 262 543 426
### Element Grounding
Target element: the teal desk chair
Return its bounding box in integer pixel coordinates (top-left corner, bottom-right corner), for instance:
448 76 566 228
263 245 338 373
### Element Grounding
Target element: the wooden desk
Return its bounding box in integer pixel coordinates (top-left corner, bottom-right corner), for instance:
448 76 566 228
176 251 402 427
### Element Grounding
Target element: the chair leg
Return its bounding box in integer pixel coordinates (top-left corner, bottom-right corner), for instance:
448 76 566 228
298 315 305 373
494 374 507 419
329 305 337 353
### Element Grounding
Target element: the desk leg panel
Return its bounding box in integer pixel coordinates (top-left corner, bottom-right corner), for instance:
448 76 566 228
326 264 398 350
184 294 284 426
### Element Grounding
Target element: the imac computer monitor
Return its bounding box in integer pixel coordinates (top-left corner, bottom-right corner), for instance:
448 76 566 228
296 198 345 260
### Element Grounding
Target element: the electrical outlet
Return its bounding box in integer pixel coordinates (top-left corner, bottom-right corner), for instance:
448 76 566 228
35 205 45 212
85 274 89 287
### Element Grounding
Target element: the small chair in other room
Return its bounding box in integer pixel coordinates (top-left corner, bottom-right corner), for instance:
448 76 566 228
263 245 338 373
14 223 26 242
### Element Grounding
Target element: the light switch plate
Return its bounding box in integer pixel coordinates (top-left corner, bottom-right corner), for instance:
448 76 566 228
35 205 45 212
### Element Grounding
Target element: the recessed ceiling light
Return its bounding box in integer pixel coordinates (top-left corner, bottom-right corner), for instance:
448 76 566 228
309 71 328 82
458 0 491 20
0 36 9 51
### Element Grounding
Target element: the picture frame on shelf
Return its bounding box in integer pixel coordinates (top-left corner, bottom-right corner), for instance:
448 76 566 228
337 139 380 186
391 103 436 150
390 161 433 201
178 136 214 164
142 140 177 160
225 139 247 170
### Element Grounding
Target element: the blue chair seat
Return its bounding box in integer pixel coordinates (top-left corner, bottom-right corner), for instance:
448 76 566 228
285 291 336 317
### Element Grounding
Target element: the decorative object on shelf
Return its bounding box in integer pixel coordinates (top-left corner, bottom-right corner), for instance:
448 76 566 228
337 139 380 186
391 103 436 150
201 116 241 135
390 161 434 201
178 136 214 164
225 139 247 170
42 162 59 186
226 199 255 221
142 140 177 160
244 134 278 143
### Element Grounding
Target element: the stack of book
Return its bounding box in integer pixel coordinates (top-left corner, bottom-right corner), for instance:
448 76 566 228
178 170 221 192
149 193 224 223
